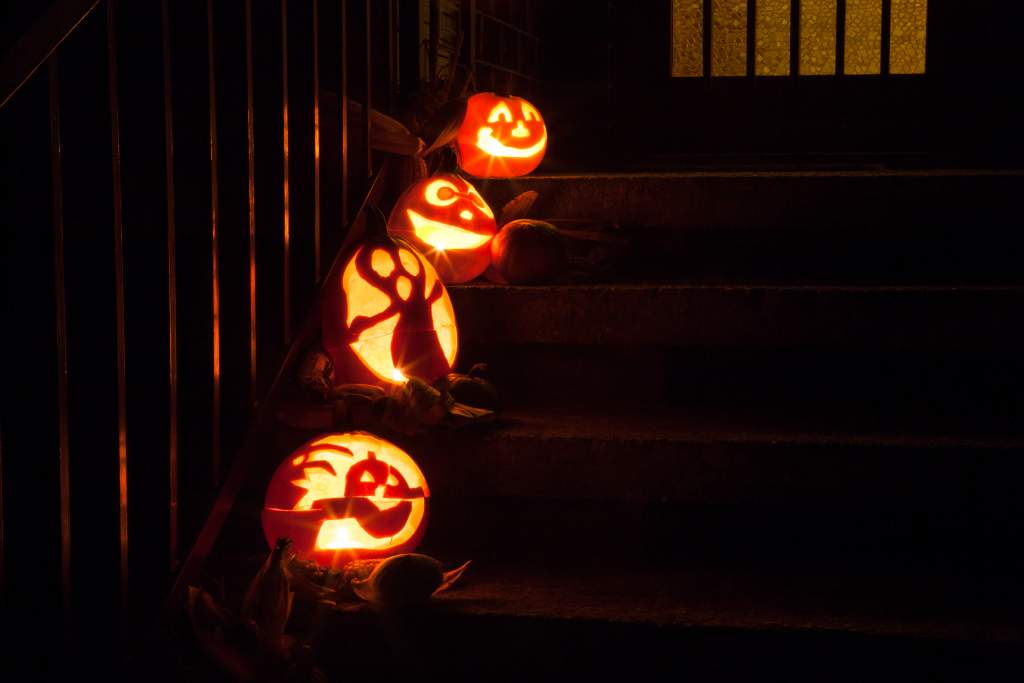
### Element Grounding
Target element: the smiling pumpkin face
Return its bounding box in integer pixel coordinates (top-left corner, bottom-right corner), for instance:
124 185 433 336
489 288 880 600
262 432 430 567
455 93 547 178
387 173 497 283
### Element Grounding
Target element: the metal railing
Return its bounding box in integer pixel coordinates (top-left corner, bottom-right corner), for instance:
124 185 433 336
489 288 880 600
0 0 396 639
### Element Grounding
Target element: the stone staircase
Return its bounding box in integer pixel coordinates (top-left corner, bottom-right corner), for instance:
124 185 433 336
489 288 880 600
189 170 1024 680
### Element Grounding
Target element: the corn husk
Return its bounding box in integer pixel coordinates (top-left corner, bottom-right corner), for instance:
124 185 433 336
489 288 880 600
241 539 295 646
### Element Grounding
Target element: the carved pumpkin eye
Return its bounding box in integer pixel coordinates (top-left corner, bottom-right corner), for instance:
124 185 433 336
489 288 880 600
521 101 541 122
487 102 514 123
468 186 495 219
424 179 460 207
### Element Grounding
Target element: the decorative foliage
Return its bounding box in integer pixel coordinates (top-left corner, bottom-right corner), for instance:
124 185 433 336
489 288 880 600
455 92 547 178
388 173 497 283
262 433 431 569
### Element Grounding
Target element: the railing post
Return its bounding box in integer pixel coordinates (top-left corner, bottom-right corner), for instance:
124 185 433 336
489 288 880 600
364 0 372 180
49 53 72 615
105 0 129 609
160 0 179 574
206 0 222 486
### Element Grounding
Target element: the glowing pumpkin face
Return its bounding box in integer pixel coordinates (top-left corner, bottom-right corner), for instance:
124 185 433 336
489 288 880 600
455 92 547 178
387 174 497 284
322 228 458 386
262 432 429 567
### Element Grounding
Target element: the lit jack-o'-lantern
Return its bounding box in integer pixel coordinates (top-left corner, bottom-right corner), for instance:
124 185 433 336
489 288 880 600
263 432 430 567
323 208 458 386
388 174 497 283
455 92 547 178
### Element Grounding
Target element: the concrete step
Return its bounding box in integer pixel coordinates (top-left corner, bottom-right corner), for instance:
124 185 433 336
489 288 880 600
448 282 1024 350
476 170 1024 283
277 564 1024 680
406 409 1023 506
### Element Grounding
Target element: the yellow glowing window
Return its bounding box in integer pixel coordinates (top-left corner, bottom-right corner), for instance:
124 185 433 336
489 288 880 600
671 0 926 77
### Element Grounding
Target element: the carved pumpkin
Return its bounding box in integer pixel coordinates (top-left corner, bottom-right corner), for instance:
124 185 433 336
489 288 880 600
262 432 430 567
322 208 458 386
455 92 547 178
387 173 497 284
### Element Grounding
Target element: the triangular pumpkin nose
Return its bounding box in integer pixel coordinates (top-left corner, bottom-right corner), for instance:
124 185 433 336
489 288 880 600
511 120 530 138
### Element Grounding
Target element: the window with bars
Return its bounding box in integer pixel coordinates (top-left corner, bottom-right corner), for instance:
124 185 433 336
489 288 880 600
671 0 927 77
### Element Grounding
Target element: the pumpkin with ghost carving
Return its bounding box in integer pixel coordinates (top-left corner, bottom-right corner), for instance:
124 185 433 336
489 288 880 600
262 432 430 567
455 92 547 178
387 173 497 283
322 207 458 386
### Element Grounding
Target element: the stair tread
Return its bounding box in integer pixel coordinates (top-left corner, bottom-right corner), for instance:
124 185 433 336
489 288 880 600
473 408 1024 448
428 565 1024 644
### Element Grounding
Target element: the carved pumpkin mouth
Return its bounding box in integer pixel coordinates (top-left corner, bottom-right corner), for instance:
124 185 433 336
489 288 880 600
406 208 493 251
475 125 548 159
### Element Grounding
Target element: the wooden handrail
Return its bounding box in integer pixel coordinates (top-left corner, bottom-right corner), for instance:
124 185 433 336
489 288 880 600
0 0 99 110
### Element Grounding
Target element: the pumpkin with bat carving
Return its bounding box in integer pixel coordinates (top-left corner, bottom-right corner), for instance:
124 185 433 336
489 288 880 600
262 432 430 567
387 173 497 283
322 207 458 386
455 92 547 178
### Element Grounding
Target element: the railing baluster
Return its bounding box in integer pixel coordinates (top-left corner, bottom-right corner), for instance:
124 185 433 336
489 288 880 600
364 0 371 179
387 0 395 109
246 0 258 389
106 0 129 608
312 0 321 281
160 0 179 573
280 0 290 342
49 53 72 613
207 0 222 485
340 0 348 223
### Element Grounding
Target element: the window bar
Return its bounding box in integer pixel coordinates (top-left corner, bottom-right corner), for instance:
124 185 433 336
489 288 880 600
312 0 321 282
206 0 222 486
364 0 372 179
160 0 179 572
49 54 72 612
879 0 891 74
790 0 800 76
746 0 756 76
702 0 712 78
247 0 259 393
835 0 846 75
106 0 129 607
340 0 349 223
280 0 290 344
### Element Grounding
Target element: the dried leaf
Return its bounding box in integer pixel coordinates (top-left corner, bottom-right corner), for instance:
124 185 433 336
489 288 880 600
421 98 468 157
498 191 539 226
436 560 472 594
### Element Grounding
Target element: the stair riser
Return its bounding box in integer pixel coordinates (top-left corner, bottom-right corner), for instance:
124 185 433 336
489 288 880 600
476 173 1024 283
458 344 1024 426
449 285 1024 350
478 173 1023 231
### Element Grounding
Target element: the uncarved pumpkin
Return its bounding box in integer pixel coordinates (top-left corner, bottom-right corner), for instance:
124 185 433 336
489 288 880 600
490 219 567 284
